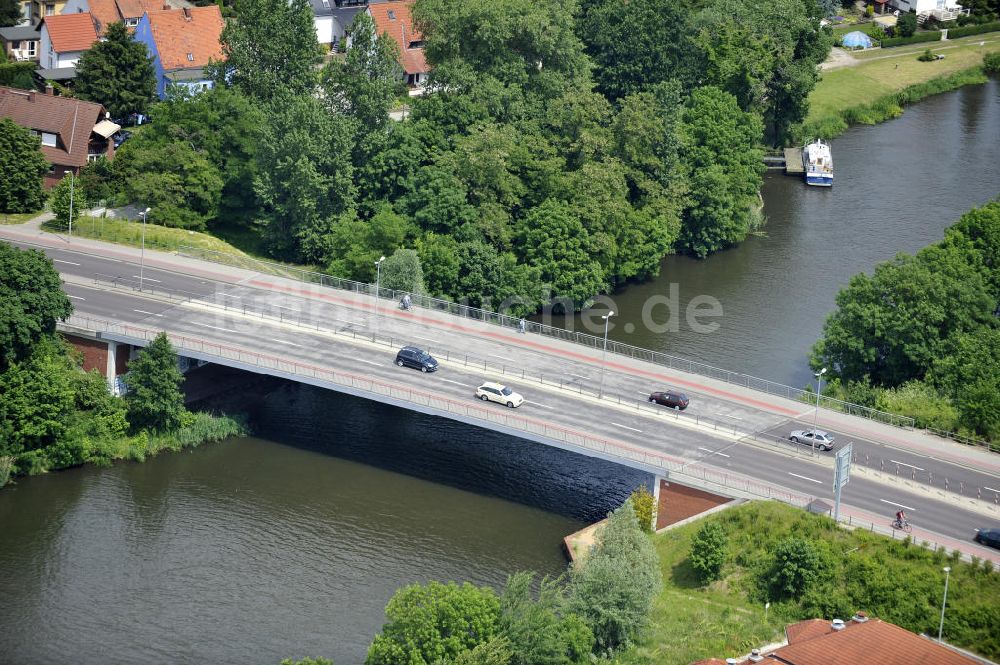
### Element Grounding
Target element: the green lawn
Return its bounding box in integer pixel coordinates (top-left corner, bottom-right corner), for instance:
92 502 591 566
807 35 1000 125
617 501 1000 665
1 210 43 225
42 216 250 257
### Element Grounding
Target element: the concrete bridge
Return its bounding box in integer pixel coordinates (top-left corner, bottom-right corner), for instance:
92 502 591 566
2 227 998 560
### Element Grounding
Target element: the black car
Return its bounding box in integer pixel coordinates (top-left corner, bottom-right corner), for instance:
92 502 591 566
395 346 438 372
974 528 1000 550
649 390 689 410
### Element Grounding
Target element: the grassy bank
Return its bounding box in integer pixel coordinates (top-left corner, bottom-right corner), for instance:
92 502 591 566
42 216 251 258
1 210 42 225
798 36 1000 141
618 501 1000 665
3 411 247 487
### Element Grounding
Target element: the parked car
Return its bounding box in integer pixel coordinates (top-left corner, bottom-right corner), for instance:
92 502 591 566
395 346 438 372
476 382 524 408
789 429 835 451
648 390 689 410
974 528 1000 550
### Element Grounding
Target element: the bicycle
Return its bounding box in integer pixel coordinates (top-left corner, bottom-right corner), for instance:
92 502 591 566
892 519 912 533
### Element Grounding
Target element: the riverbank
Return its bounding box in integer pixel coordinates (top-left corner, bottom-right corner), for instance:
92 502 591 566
798 34 1000 140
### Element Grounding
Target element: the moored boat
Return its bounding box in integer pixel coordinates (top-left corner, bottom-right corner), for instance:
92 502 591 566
803 139 833 187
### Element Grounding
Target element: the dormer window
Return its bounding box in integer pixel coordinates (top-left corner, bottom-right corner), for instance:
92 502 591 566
187 53 194 61
387 9 395 19
40 132 57 147
125 17 138 26
321 0 329 7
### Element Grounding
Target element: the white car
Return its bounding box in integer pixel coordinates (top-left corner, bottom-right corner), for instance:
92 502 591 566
789 429 835 451
476 382 524 408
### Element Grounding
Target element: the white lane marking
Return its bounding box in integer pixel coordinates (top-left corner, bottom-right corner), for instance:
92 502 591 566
275 304 297 311
409 335 439 344
441 379 471 387
54 259 80 266
890 459 925 471
334 317 363 325
190 321 238 333
715 414 743 421
488 354 514 361
67 294 85 300
133 309 163 317
637 391 650 396
569 373 591 381
880 498 916 511
524 400 553 409
986 486 1000 494
270 338 302 347
355 358 381 366
788 472 821 484
698 447 730 458
611 422 642 433
132 275 161 283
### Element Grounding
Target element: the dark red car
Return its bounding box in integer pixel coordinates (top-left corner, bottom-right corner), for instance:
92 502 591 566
649 390 689 410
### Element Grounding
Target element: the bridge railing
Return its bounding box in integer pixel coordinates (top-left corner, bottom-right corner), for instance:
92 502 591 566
176 245 917 430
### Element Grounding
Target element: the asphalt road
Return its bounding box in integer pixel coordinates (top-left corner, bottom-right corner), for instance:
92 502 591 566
11 238 1000 553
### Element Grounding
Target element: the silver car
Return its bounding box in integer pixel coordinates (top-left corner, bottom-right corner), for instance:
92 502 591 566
789 429 835 451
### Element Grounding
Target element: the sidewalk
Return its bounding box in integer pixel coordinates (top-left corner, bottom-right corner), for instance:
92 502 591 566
3 219 998 477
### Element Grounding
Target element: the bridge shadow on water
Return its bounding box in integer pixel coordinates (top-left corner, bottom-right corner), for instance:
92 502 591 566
192 371 650 524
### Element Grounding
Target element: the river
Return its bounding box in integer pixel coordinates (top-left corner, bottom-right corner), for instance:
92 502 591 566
1 80 999 665
551 77 1000 388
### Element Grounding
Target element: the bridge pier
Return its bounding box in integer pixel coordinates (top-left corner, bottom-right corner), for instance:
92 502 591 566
59 327 132 389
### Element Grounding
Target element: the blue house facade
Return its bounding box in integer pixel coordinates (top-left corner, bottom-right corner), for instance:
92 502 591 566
134 6 223 99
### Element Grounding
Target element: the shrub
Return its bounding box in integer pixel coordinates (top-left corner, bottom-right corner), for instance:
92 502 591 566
985 51 1000 74
918 48 938 61
881 30 942 47
763 537 826 600
866 4 875 17
947 20 1000 38
690 522 728 584
630 485 655 533
898 11 918 37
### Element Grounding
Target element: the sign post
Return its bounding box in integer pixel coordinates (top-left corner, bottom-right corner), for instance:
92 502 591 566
833 442 853 522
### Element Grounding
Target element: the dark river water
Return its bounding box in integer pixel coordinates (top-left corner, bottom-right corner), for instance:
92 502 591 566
552 77 1000 388
2 80 999 665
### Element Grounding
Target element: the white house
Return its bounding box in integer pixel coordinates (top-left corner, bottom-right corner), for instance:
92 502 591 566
38 12 97 70
892 0 965 20
309 0 368 49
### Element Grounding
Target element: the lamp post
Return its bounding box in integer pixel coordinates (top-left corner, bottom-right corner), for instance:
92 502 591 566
138 207 150 291
598 311 615 398
64 170 75 240
812 367 827 454
374 255 386 336
938 566 951 641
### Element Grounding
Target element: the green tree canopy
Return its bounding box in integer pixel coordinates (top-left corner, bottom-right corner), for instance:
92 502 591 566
214 0 321 103
49 173 81 231
0 117 48 214
690 521 728 584
124 332 186 432
366 581 501 665
74 21 157 119
499 572 593 665
0 0 20 27
568 499 662 652
379 248 425 295
0 242 73 369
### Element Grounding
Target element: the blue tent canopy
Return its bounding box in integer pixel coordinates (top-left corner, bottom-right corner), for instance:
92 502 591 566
842 31 874 48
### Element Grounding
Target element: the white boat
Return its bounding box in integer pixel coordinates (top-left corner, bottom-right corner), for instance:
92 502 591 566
803 139 833 187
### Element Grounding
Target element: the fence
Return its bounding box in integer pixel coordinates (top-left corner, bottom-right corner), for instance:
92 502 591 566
175 246 917 430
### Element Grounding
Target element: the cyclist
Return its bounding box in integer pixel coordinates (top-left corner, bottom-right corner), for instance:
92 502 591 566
894 509 907 528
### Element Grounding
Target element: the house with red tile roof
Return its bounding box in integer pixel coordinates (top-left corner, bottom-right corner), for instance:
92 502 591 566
0 85 119 187
133 5 224 99
689 613 984 665
368 0 427 87
38 12 97 70
60 0 192 34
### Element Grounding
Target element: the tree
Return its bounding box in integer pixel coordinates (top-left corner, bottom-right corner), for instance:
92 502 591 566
499 572 593 665
0 0 21 28
321 12 403 133
452 637 513 665
690 522 727 584
366 581 501 665
379 248 425 295
898 11 919 37
0 242 73 369
568 500 662 652
678 86 764 258
214 0 321 103
49 173 80 231
0 118 48 214
515 199 605 309
417 233 461 299
629 486 655 533
124 332 186 432
74 22 156 119
579 0 695 101
764 537 827 600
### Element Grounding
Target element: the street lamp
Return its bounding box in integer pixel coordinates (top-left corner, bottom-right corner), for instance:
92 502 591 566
138 207 150 291
938 566 951 641
812 367 827 454
599 311 615 398
64 170 75 239
374 255 386 336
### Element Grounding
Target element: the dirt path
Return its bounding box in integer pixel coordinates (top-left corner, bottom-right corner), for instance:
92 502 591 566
821 47 861 70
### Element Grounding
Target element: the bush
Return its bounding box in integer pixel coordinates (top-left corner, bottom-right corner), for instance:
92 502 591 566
985 51 1000 74
947 20 1000 38
763 537 828 600
918 48 938 61
876 381 960 431
881 30 942 47
630 485 655 533
690 522 728 584
898 11 918 37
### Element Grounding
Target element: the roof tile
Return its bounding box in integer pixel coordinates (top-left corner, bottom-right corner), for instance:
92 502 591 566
0 85 107 168
41 13 98 53
146 6 223 71
368 0 427 76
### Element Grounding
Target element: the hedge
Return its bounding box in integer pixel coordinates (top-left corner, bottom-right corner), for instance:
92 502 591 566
0 61 35 89
946 21 1000 38
881 30 942 47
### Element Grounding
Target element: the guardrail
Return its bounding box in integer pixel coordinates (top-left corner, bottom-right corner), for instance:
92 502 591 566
175 246 918 431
